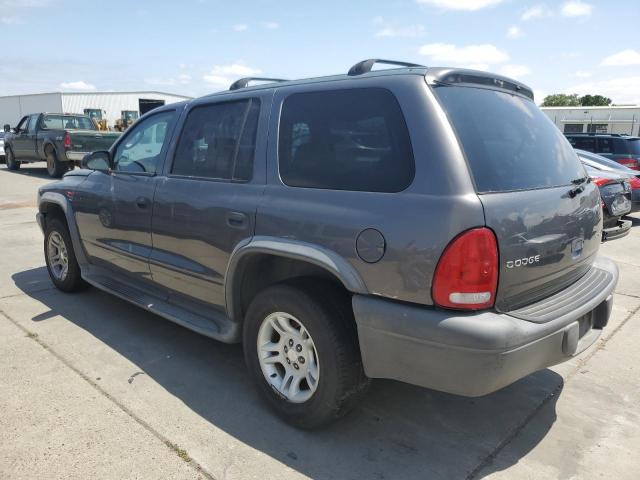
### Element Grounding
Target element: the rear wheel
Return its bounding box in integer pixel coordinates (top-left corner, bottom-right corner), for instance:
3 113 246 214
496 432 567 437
5 147 20 171
44 217 86 292
46 147 68 178
243 282 369 429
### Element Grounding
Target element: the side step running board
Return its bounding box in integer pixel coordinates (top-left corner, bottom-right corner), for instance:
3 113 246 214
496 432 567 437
82 273 240 343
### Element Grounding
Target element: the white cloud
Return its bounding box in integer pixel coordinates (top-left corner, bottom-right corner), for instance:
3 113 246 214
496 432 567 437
260 21 279 29
203 63 262 90
375 18 425 38
560 1 592 17
498 64 531 79
533 89 547 105
521 5 551 21
568 76 640 104
600 49 640 67
506 26 523 38
418 43 509 66
416 0 503 11
574 70 592 78
59 81 96 91
232 23 248 32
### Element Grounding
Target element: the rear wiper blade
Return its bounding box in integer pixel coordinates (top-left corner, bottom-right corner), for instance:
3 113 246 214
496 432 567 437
571 176 590 185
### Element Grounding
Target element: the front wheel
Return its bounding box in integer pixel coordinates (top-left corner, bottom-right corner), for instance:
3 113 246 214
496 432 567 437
5 147 20 171
243 282 369 429
46 147 68 178
44 217 86 292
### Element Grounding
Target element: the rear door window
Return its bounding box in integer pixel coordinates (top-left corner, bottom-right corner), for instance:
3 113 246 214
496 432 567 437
571 136 596 152
278 88 415 192
434 86 585 193
597 138 614 154
171 98 260 181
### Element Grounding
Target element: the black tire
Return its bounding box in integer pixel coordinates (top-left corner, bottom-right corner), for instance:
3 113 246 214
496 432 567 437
44 217 87 292
243 281 370 429
5 147 20 171
46 147 68 178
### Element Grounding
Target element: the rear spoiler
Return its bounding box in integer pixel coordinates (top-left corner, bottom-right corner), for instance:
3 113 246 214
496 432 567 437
425 68 535 101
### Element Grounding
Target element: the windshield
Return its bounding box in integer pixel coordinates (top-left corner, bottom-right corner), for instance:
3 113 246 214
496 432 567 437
42 115 96 130
576 149 637 173
434 85 585 193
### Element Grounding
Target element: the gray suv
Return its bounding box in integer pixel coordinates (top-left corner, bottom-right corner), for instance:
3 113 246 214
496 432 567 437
36 59 618 428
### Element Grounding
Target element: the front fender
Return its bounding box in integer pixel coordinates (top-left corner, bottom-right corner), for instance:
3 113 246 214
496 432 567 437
38 191 88 267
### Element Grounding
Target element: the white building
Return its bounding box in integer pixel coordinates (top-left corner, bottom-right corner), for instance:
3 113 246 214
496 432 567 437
541 105 640 136
0 91 192 128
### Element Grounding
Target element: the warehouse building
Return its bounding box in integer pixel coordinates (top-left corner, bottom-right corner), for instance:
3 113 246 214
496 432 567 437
0 91 192 130
541 105 640 136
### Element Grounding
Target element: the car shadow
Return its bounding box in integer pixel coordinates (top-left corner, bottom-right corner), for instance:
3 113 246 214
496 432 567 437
12 267 561 480
1 164 52 179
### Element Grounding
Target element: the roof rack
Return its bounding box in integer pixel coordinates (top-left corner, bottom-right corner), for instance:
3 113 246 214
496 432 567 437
229 77 288 91
568 133 628 137
347 59 424 76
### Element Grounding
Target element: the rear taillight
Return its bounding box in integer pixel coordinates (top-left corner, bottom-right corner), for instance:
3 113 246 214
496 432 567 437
63 132 71 149
618 158 639 170
629 176 640 190
432 227 498 310
592 177 612 187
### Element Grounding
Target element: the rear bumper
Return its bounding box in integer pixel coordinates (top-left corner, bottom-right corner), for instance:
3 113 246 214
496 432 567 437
602 219 632 241
353 256 618 397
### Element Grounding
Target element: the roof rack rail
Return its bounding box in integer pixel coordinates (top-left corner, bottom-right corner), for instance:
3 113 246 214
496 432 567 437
348 59 424 76
229 77 288 91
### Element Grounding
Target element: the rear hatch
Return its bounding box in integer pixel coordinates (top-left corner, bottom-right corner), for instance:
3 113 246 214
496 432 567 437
433 82 602 312
68 130 121 152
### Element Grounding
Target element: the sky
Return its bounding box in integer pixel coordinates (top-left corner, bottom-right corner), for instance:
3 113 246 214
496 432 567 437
0 0 639 104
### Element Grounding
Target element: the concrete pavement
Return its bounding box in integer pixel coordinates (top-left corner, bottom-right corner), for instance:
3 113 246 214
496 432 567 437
1 164 639 479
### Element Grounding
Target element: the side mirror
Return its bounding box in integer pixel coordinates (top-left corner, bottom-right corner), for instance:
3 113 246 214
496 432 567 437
81 150 112 171
3 124 10 133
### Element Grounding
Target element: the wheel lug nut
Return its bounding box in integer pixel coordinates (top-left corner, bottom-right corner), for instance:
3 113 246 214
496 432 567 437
284 346 288 353
296 344 302 352
286 358 291 364
298 356 305 364
288 339 294 347
293 363 299 370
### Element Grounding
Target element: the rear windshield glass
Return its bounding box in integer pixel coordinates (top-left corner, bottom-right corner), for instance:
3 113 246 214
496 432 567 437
626 139 640 155
42 115 95 130
434 86 584 193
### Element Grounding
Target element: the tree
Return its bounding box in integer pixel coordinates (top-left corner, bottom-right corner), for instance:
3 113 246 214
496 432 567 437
541 94 580 107
579 94 612 106
541 93 613 107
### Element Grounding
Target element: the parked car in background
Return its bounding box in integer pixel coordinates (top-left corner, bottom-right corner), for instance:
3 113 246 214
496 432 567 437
583 164 632 240
3 113 121 178
565 133 640 170
36 59 618 428
576 149 640 212
0 132 5 163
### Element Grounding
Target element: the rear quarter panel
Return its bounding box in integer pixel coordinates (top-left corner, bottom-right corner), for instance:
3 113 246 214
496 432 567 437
257 75 484 305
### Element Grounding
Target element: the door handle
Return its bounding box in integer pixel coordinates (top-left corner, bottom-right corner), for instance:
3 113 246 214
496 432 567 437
226 211 247 228
136 197 149 209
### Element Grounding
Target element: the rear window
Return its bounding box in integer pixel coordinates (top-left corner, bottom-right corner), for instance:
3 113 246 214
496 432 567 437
435 86 584 193
624 139 640 155
278 88 415 192
42 115 95 130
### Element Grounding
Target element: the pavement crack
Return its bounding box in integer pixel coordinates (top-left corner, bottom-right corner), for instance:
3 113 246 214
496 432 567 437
0 307 217 480
466 302 640 480
0 286 56 300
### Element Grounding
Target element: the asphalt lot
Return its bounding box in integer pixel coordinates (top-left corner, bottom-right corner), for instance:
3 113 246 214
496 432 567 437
1 164 639 480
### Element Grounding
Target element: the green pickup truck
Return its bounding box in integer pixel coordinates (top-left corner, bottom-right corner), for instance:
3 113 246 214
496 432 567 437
3 113 121 177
